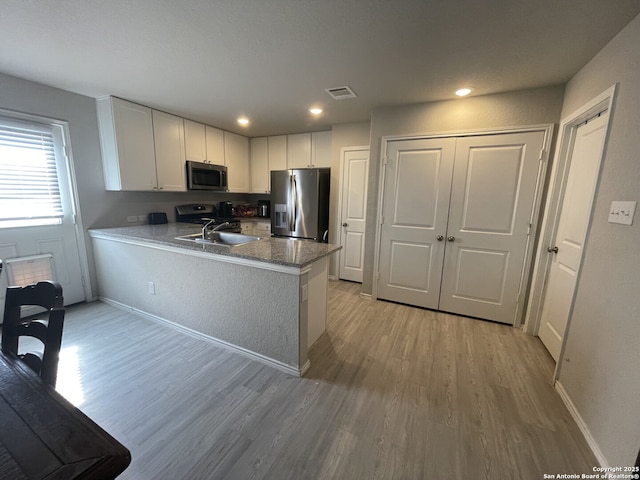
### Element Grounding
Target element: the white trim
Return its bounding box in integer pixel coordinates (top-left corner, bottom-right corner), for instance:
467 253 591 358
523 85 617 380
372 124 555 325
336 145 369 282
88 230 312 276
555 381 608 467
99 296 308 377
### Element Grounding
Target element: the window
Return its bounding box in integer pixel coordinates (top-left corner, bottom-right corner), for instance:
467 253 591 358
0 117 63 228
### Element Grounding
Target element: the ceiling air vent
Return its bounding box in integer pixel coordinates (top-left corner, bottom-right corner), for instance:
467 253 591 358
325 86 357 100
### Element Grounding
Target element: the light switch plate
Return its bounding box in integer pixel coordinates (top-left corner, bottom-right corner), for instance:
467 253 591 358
608 201 636 225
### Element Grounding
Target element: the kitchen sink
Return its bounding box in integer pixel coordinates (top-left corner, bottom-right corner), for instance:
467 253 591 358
175 232 261 246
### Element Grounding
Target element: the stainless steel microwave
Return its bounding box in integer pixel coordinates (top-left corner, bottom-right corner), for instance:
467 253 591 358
186 161 228 191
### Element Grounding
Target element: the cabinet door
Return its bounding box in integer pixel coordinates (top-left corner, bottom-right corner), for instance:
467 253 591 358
184 120 207 162
311 131 332 167
250 137 269 193
224 131 250 193
287 133 311 168
205 126 225 165
268 136 287 171
108 97 157 191
152 110 186 192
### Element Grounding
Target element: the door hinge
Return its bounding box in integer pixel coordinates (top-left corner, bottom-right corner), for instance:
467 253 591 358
539 148 545 161
527 223 532 235
380 214 384 225
64 145 71 158
81 276 86 286
383 155 388 166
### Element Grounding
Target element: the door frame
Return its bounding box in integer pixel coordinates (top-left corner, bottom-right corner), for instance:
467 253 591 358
372 124 555 327
0 106 92 302
523 85 617 379
337 145 369 282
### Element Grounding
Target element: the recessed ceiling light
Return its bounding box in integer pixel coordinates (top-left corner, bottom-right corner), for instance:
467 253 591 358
455 88 473 97
237 117 250 126
309 107 323 115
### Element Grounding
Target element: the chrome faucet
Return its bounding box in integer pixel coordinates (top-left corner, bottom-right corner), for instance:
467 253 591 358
202 220 230 240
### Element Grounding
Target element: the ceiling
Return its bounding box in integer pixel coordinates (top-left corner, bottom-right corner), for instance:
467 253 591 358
1 1 639 137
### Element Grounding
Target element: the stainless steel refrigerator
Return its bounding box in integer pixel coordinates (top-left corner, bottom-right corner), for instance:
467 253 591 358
270 168 331 242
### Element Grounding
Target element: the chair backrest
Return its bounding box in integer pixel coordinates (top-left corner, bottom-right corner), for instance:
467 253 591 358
2 281 65 387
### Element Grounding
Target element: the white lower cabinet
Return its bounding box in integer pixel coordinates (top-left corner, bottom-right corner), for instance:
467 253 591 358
241 220 271 237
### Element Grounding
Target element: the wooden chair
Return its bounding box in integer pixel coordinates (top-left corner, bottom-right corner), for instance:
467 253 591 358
1 281 65 387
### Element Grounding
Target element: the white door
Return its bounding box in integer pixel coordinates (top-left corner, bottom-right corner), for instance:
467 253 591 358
339 148 369 282
439 131 545 323
0 116 86 314
538 113 609 360
378 138 456 308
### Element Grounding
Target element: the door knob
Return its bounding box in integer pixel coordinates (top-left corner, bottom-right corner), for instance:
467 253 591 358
548 246 559 254
342 222 348 227
436 235 444 241
447 236 456 242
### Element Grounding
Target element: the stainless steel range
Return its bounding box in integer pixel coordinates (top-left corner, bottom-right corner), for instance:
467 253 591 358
175 204 241 233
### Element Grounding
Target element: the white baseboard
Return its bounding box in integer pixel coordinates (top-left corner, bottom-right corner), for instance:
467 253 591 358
98 296 307 377
555 381 608 467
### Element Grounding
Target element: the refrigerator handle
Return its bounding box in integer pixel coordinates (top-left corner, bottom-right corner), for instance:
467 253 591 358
292 174 298 232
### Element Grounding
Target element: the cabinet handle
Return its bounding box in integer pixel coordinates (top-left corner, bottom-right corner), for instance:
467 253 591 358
547 246 559 254
436 235 444 241
447 236 455 242
342 222 348 227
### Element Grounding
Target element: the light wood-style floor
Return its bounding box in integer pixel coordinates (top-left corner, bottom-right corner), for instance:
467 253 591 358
51 280 595 480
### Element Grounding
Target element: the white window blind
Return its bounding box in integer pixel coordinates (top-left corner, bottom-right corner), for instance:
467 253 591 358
0 120 63 227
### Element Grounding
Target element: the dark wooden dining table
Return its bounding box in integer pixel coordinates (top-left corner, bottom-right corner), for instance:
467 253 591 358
0 351 131 479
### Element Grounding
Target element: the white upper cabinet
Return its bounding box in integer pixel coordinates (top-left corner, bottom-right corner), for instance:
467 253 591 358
286 133 312 169
205 126 225 165
250 137 269 193
97 97 158 191
224 131 250 193
152 110 186 192
311 131 332 168
268 135 288 172
250 135 287 193
184 119 207 162
285 131 331 168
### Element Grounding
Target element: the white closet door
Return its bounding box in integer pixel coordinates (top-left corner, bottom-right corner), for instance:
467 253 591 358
538 113 609 360
438 131 545 323
377 138 456 309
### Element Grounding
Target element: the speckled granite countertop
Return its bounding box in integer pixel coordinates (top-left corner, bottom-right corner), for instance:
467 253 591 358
89 223 341 268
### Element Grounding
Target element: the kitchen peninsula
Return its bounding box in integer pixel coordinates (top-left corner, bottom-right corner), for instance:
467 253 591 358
89 224 340 376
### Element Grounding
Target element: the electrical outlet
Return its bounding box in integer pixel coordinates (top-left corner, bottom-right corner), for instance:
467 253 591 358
127 215 138 223
608 201 636 225
148 282 155 295
138 215 147 221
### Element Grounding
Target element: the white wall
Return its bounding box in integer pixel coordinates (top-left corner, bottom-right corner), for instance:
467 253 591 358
555 13 640 467
361 86 566 294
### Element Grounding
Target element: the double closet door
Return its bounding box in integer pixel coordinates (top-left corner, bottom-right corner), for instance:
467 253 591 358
377 131 545 324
